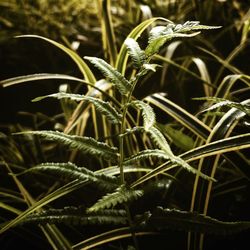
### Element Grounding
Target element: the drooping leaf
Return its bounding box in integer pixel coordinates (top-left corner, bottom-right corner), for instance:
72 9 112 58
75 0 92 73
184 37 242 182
147 126 174 156
131 133 250 188
88 185 143 212
33 92 122 124
131 100 156 130
194 97 250 116
147 206 250 235
24 162 118 191
145 128 205 179
84 56 131 95
124 149 170 166
124 38 146 69
14 131 118 162
171 156 213 181
20 206 127 226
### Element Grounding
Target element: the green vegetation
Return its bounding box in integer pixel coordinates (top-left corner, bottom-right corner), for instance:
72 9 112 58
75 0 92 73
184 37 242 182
0 1 249 250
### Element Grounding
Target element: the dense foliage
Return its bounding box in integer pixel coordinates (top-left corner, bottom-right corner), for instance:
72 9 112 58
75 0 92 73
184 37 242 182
0 1 249 250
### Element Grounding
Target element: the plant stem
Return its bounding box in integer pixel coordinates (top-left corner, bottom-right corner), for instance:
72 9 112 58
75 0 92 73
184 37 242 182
118 72 144 185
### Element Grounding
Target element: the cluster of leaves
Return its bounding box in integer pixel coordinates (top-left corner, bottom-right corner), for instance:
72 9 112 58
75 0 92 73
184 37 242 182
0 1 250 249
1 16 250 250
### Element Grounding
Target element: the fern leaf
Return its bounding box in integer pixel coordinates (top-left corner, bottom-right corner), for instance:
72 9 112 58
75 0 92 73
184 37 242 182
88 185 143 212
145 22 220 57
147 206 250 235
171 156 214 181
33 93 122 124
194 97 250 116
84 56 131 95
15 131 119 162
147 126 174 156
21 206 127 226
175 21 221 32
124 149 169 165
147 127 213 181
132 100 156 130
25 162 118 190
146 32 200 57
124 38 146 69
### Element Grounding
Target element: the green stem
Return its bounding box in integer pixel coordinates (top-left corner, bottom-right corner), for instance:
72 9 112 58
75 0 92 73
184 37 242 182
118 72 144 185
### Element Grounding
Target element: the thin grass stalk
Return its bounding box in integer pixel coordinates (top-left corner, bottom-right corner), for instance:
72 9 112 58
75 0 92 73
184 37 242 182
3 162 72 249
98 0 117 66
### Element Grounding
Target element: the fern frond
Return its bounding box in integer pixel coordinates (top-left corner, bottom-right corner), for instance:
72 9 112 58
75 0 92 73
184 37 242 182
124 38 146 69
84 56 131 95
147 206 250 235
25 162 118 190
131 100 156 130
194 97 250 116
146 26 199 56
147 127 213 181
124 149 169 165
21 206 127 226
145 22 220 57
88 185 144 212
33 93 122 124
174 21 221 32
15 131 119 162
147 126 174 156
171 156 214 181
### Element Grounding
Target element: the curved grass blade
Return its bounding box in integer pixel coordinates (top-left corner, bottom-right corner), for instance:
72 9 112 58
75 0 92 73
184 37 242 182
0 179 87 234
195 97 250 116
2 162 72 249
0 73 118 106
73 227 158 250
131 133 250 188
155 55 215 88
145 93 211 139
192 57 212 96
215 74 249 98
0 164 129 234
15 35 96 83
98 0 117 66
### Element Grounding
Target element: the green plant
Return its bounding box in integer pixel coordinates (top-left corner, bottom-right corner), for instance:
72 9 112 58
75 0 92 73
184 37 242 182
1 18 250 250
